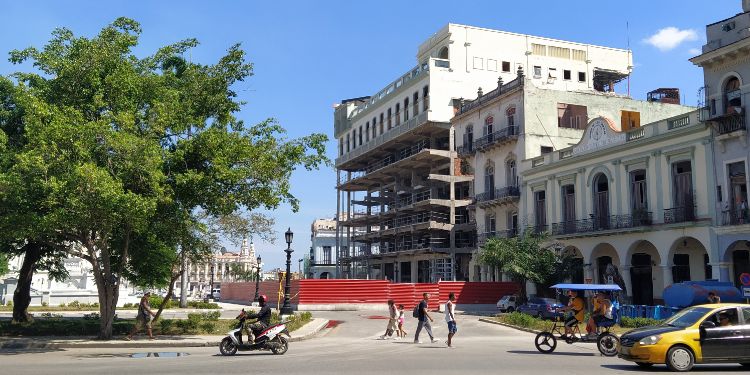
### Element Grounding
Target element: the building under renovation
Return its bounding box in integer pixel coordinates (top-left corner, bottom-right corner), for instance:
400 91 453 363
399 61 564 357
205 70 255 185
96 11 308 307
333 23 634 282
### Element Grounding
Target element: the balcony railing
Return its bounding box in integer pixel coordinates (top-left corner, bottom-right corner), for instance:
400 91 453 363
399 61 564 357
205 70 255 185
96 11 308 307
458 76 524 115
721 210 748 226
477 229 518 245
717 113 746 135
457 143 475 157
550 212 653 236
475 126 519 151
381 211 450 231
475 186 520 204
664 206 697 224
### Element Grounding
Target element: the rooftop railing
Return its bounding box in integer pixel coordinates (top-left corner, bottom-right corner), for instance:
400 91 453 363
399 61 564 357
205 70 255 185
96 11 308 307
458 76 523 115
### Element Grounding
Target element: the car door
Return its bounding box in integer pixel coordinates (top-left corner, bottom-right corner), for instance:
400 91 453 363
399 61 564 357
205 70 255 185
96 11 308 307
700 308 743 361
740 307 750 361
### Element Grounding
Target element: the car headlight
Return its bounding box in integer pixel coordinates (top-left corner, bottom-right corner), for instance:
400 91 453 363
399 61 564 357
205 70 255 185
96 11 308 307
638 335 662 345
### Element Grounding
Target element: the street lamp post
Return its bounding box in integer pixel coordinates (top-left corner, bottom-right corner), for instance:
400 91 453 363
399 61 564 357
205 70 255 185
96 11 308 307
280 228 294 315
209 264 215 300
298 258 303 280
253 256 262 303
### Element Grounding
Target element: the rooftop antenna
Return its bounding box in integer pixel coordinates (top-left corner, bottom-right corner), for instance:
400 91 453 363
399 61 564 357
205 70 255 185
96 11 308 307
626 21 631 97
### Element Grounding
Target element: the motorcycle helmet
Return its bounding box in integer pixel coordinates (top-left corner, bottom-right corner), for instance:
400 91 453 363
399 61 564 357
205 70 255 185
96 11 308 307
258 294 267 304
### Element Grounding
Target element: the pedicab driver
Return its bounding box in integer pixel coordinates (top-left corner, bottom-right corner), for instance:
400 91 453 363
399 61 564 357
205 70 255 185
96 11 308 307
559 290 585 338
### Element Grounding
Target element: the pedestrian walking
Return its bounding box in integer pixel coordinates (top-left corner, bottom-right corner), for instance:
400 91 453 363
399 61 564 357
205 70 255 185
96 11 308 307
125 292 156 341
414 292 438 344
445 292 457 348
380 299 398 340
397 304 407 338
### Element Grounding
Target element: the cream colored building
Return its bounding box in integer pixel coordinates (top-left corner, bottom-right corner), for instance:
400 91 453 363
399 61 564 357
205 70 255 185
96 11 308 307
334 23 634 281
520 111 713 304
690 0 750 287
452 76 695 286
179 238 259 298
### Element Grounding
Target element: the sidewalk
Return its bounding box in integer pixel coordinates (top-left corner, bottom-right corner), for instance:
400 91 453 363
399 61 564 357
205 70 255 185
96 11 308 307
0 318 329 350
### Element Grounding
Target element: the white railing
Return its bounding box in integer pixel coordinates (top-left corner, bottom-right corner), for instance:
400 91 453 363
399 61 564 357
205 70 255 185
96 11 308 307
336 111 429 166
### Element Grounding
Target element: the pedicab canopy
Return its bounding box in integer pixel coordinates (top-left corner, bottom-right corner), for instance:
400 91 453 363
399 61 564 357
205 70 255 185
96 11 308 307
550 284 622 291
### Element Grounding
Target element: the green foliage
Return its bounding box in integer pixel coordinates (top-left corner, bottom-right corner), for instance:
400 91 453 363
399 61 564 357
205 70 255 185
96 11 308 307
82 312 100 320
187 301 219 309
502 312 543 329
620 317 663 328
6 301 12 307
0 253 7 275
41 302 48 307
0 18 328 339
3 319 133 336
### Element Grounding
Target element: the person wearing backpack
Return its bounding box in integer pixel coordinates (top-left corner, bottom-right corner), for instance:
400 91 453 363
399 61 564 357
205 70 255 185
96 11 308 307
414 292 438 344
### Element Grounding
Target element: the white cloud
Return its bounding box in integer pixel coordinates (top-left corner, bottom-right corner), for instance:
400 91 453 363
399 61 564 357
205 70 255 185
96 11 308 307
643 27 699 51
688 47 702 55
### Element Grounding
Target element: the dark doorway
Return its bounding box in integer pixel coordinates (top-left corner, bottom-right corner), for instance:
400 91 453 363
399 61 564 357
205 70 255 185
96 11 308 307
400 261 412 283
571 258 584 284
672 254 691 283
631 253 654 305
732 249 750 288
597 256 613 284
384 263 395 281
417 260 431 283
593 174 610 230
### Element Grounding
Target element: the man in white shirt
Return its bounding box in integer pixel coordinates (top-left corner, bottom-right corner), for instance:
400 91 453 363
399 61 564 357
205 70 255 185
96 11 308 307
445 292 457 348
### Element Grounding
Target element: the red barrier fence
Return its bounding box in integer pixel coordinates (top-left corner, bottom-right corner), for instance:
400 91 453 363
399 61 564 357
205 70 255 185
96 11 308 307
221 279 519 310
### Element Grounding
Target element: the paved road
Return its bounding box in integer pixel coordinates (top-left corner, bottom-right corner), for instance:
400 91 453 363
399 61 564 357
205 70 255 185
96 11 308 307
2 311 745 374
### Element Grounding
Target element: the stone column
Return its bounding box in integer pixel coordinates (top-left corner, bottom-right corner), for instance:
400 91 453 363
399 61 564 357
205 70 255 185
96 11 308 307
716 262 732 282
619 264 632 302
661 264 673 289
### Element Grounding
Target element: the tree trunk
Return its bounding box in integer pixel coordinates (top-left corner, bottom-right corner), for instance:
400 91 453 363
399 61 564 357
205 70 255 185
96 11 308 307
179 252 188 308
12 243 43 323
95 275 119 340
153 272 180 322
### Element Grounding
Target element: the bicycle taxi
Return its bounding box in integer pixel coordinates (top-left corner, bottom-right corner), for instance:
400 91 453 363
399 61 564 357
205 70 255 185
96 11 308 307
533 283 621 357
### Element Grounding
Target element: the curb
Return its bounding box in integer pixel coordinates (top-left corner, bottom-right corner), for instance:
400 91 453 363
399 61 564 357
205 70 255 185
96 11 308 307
0 318 329 350
477 317 542 335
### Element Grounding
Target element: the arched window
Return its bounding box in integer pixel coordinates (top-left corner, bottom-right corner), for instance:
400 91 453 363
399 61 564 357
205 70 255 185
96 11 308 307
593 173 610 229
438 46 449 60
413 92 419 116
465 125 474 150
506 160 517 187
484 163 495 194
346 133 350 152
365 122 370 142
395 103 401 126
372 117 377 138
404 97 410 121
724 76 741 112
506 106 516 131
484 116 494 136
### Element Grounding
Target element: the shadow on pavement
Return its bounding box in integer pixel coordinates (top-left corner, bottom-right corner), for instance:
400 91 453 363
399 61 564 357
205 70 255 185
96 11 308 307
506 350 595 357
0 347 65 355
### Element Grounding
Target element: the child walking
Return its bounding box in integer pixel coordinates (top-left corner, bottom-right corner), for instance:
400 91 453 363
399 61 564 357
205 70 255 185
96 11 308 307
397 304 407 338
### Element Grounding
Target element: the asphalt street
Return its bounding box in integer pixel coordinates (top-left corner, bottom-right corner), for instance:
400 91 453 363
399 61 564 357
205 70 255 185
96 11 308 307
2 310 746 374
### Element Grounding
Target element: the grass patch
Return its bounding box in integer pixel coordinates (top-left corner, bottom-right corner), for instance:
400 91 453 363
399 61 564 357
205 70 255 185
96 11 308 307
0 300 220 312
0 311 313 337
494 312 641 336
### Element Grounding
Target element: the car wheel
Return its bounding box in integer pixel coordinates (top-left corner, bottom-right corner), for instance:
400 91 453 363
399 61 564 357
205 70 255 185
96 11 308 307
534 332 557 354
740 363 750 368
507 307 514 313
666 346 694 372
597 333 619 357
635 362 653 368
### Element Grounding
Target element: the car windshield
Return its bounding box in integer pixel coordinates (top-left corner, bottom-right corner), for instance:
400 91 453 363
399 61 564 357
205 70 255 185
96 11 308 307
662 307 712 328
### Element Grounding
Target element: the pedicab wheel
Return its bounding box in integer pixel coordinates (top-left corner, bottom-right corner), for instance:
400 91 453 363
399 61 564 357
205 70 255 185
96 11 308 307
666 346 694 372
534 332 556 354
219 337 238 356
596 332 619 357
271 336 289 355
635 362 654 368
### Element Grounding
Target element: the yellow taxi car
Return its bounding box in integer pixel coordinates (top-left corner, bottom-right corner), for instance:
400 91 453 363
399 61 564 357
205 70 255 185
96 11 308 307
618 303 750 371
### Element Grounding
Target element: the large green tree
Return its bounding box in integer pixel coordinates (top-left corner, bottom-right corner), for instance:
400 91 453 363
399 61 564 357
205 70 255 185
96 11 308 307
0 18 327 338
478 230 576 302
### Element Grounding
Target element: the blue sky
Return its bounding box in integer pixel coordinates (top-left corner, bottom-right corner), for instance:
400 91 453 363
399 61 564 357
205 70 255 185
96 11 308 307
0 1 738 270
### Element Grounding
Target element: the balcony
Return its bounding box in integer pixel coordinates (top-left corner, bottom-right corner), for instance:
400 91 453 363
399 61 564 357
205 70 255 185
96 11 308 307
477 229 518 245
550 212 653 236
457 143 475 157
712 106 746 135
475 126 519 152
664 206 697 224
474 186 520 207
721 210 749 226
458 76 524 115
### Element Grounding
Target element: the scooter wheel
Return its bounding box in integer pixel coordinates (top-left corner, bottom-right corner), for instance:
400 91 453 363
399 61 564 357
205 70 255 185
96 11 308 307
271 336 289 355
220 337 238 356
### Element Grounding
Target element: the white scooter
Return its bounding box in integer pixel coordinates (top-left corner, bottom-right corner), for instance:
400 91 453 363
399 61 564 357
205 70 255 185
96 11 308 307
219 310 290 356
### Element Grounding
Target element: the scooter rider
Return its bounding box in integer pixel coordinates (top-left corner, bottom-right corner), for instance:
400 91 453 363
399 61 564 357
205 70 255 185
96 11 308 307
245 294 272 343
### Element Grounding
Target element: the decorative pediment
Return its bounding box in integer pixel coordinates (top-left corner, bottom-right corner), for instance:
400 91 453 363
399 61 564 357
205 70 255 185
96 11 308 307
571 117 625 156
